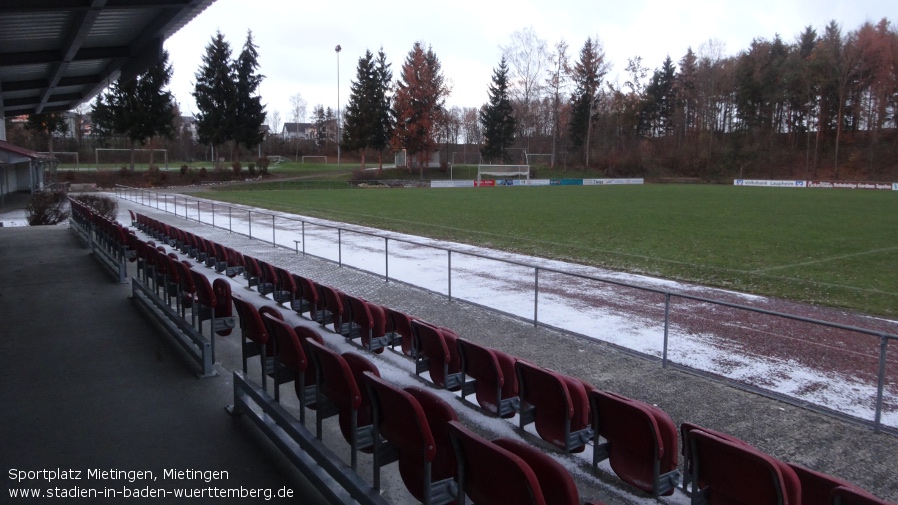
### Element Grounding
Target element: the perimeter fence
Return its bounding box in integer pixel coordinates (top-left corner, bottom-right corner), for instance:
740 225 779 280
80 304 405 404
114 185 898 434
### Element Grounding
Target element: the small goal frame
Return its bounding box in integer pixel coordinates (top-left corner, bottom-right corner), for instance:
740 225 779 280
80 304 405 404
477 164 530 182
94 148 168 170
301 155 328 164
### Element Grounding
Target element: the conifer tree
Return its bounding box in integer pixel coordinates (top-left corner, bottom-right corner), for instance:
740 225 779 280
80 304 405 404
193 31 237 163
90 50 176 170
568 37 608 167
233 30 267 154
479 56 516 163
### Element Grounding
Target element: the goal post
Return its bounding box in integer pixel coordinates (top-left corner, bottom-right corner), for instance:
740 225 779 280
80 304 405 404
477 164 530 182
525 153 554 168
301 155 328 164
39 152 80 170
94 148 168 170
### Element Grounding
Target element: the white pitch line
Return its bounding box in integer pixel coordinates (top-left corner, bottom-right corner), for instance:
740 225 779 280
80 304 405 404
752 246 898 273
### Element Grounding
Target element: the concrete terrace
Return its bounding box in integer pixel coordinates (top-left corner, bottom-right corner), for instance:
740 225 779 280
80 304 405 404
2 194 896 504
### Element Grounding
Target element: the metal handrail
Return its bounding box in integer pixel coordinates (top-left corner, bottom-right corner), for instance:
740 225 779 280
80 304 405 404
114 184 897 432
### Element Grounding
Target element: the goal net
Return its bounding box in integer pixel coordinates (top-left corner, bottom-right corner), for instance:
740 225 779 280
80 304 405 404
94 148 168 170
39 152 80 170
526 153 554 168
477 164 530 182
301 155 328 163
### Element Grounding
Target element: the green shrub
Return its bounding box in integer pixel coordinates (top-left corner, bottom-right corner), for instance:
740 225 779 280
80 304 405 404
231 161 242 176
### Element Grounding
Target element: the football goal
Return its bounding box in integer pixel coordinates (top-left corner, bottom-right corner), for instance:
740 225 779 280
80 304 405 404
39 151 80 170
94 148 168 170
477 164 530 182
526 153 554 168
394 149 407 169
301 155 328 164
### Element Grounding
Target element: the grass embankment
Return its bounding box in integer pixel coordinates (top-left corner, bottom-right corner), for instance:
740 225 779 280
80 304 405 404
198 184 898 317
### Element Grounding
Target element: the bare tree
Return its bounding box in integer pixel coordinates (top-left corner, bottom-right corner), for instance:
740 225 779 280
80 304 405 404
501 27 551 150
268 110 282 136
289 92 307 160
545 38 570 166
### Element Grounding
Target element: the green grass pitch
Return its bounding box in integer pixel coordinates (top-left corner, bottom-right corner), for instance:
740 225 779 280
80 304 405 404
200 184 898 317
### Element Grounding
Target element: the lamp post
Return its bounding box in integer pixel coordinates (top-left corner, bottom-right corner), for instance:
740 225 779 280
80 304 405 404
335 44 341 168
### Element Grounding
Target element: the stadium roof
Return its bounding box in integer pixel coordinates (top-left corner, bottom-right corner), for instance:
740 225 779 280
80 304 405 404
0 0 216 117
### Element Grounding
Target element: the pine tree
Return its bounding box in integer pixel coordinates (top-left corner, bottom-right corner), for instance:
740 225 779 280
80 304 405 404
193 30 237 163
372 48 394 172
568 37 608 167
341 50 378 166
479 56 516 163
90 50 176 170
233 30 267 154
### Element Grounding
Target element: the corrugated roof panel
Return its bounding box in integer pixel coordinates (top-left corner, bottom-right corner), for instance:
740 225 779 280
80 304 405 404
86 8 158 47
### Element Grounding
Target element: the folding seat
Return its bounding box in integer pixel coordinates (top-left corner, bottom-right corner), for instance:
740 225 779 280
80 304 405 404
243 255 262 288
290 274 319 321
255 260 277 297
685 428 801 505
832 486 894 505
589 389 680 496
680 422 756 495
343 294 396 353
411 319 463 390
456 338 519 417
209 241 229 273
173 260 197 320
304 339 380 470
316 282 347 332
272 266 297 306
201 238 218 268
385 307 415 357
223 247 244 277
357 300 399 353
788 464 857 505
260 313 317 420
188 269 235 358
128 209 137 227
514 360 593 453
362 372 458 505
447 420 580 505
231 296 274 391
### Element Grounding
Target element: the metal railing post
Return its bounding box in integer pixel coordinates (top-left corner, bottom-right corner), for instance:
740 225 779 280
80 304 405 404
448 250 452 300
228 207 232 232
385 237 389 282
302 221 305 255
338 228 342 266
662 293 671 368
248 210 252 239
874 335 889 432
534 267 539 327
211 202 215 228
272 214 276 246
197 200 201 223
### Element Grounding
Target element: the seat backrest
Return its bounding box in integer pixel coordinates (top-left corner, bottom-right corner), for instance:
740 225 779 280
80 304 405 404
363 372 455 502
447 420 546 505
176 260 196 294
189 269 216 308
231 297 268 345
274 266 297 294
515 360 575 447
346 294 373 331
493 437 580 505
457 339 508 414
788 464 856 505
590 389 677 495
412 319 451 385
385 307 415 356
689 429 801 505
262 312 307 372
211 278 233 336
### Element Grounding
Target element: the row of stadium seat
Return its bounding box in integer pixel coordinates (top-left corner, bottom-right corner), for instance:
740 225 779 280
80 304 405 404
127 210 601 505
127 209 892 505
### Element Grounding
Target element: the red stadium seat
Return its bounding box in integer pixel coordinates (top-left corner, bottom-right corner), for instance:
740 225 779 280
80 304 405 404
686 428 801 505
305 339 380 470
589 389 680 496
411 319 463 390
362 372 458 504
514 360 593 453
456 338 519 417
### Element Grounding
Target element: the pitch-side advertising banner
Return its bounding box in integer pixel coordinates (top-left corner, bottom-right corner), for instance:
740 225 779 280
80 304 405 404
734 179 807 187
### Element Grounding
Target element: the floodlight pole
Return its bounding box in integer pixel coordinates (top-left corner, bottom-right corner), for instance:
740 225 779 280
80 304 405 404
335 44 341 168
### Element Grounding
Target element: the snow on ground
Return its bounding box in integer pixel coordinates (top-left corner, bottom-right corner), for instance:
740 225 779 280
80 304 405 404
115 190 898 428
